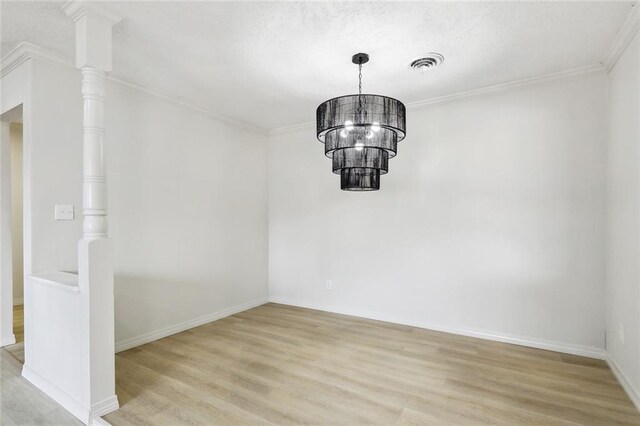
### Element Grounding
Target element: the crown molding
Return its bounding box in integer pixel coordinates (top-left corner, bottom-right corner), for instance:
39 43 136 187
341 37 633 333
0 38 611 139
269 121 315 136
602 3 640 73
0 45 30 79
269 63 605 136
108 76 268 135
406 63 604 110
0 42 71 78
61 1 122 25
0 43 268 136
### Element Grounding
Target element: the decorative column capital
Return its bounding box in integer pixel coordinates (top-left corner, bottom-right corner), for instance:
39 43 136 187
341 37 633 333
61 1 122 26
63 0 118 240
61 1 121 71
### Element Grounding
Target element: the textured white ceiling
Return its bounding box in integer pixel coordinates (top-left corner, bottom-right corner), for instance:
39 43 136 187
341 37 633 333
1 1 635 131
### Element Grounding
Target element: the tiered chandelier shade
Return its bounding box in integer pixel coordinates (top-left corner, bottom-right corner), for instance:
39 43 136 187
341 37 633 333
316 55 407 191
324 126 398 158
332 146 389 174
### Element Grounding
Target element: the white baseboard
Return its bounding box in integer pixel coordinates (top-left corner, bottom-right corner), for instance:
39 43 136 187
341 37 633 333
22 364 90 424
606 354 640 411
115 297 268 353
91 395 119 418
13 297 23 306
22 365 119 425
269 298 605 359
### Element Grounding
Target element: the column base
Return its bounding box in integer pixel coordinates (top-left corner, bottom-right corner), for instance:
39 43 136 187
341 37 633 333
78 238 117 423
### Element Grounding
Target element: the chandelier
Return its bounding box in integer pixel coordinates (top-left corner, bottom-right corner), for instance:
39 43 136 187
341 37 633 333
316 53 407 191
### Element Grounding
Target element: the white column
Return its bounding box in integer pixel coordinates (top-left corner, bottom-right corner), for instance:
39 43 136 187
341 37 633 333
62 2 121 423
81 66 108 239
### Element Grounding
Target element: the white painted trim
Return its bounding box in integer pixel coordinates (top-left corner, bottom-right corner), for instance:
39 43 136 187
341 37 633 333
269 121 315 136
22 364 90 424
90 395 119 419
108 76 268 136
606 354 640 411
1 42 71 78
22 363 117 426
405 64 603 110
0 43 268 136
602 3 640 73
115 297 268 352
269 298 606 359
1 43 608 139
13 297 23 306
24 365 119 425
0 120 15 348
0 49 30 79
268 64 605 136
61 1 122 26
30 273 80 293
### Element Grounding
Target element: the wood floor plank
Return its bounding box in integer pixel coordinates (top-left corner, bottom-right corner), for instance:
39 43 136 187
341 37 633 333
105 303 640 425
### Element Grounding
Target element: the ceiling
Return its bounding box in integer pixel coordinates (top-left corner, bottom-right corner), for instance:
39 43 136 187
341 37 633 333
1 1 635 131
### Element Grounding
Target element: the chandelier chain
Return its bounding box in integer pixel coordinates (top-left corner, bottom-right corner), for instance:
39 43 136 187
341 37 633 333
358 61 362 95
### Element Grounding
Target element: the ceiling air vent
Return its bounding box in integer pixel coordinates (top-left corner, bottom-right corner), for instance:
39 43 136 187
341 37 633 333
409 53 445 71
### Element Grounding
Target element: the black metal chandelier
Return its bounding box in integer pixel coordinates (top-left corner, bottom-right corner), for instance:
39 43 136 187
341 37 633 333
316 53 406 191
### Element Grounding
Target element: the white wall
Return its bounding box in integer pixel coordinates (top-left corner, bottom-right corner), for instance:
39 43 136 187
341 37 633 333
29 59 83 275
106 82 269 348
0 54 269 421
10 59 86 413
606 30 640 406
269 73 607 356
10 123 23 304
6 56 269 351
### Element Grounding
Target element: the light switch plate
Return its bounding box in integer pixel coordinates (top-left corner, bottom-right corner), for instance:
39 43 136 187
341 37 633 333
55 204 74 220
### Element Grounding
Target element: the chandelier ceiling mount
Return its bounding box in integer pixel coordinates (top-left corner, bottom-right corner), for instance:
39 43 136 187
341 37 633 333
352 52 369 65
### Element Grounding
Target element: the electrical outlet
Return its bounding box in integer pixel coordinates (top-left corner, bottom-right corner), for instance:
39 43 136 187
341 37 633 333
618 323 625 344
54 204 75 221
325 280 333 290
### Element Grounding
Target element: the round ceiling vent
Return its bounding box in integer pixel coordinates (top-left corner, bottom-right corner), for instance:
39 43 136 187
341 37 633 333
409 53 445 71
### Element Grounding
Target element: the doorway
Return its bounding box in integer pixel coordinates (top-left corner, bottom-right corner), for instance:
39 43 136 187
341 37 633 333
8 122 24 362
1 106 24 363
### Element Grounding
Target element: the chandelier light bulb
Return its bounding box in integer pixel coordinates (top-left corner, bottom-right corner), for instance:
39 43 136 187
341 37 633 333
345 120 354 131
340 129 348 138
371 122 381 132
366 131 374 139
355 141 364 151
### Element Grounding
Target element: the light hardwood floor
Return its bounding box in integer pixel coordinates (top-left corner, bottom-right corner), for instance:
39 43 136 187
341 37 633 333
105 303 640 425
